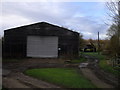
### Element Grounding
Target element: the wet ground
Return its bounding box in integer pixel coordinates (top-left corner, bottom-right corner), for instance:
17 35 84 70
2 58 66 88
3 72 60 88
83 55 119 87
2 57 118 88
80 68 113 88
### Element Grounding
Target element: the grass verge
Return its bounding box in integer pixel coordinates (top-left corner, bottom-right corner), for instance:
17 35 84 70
24 68 96 88
71 57 87 63
83 52 105 60
99 60 120 76
83 52 120 76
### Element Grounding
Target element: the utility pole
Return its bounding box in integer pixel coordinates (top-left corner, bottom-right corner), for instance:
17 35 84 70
98 32 100 55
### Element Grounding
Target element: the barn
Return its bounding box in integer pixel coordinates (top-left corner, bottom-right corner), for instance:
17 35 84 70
3 22 79 58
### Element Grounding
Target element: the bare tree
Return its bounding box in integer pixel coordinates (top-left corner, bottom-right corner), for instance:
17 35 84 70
106 0 120 24
106 1 120 88
106 0 120 57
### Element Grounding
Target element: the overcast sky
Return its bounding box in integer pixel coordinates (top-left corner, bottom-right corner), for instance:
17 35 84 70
1 0 111 39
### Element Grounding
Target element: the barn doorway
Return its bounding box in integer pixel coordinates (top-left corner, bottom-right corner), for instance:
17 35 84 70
27 36 58 58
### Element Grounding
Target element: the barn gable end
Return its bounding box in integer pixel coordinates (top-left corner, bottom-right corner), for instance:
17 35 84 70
3 22 79 59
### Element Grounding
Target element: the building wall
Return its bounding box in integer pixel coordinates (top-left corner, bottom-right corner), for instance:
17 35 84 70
3 22 79 58
3 28 27 58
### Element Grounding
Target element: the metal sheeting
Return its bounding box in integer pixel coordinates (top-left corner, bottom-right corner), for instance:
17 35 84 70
27 36 58 58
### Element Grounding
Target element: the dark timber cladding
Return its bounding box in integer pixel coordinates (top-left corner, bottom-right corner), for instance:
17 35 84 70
3 22 79 58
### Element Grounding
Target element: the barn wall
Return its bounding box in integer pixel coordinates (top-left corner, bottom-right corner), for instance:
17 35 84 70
3 28 27 58
3 22 79 58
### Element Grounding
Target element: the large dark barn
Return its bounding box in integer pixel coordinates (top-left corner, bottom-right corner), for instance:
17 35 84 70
3 22 79 58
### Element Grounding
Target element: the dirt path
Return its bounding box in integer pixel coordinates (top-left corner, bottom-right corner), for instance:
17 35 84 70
3 77 30 88
80 68 113 88
2 59 64 88
79 54 117 88
13 72 60 88
2 58 116 88
3 72 61 88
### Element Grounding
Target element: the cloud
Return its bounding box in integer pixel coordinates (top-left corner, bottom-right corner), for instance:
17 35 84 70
1 0 116 2
60 15 109 39
1 2 109 39
1 14 31 28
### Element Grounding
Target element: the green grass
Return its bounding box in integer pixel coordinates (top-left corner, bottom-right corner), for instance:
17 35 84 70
83 52 105 60
71 57 87 63
24 68 96 88
83 52 120 76
99 60 120 76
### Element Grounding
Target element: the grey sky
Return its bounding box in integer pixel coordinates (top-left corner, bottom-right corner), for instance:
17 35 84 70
1 1 110 39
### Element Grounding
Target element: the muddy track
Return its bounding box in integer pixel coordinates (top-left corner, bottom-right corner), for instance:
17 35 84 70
80 68 113 88
3 72 61 88
83 54 119 88
2 58 119 88
2 59 66 88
